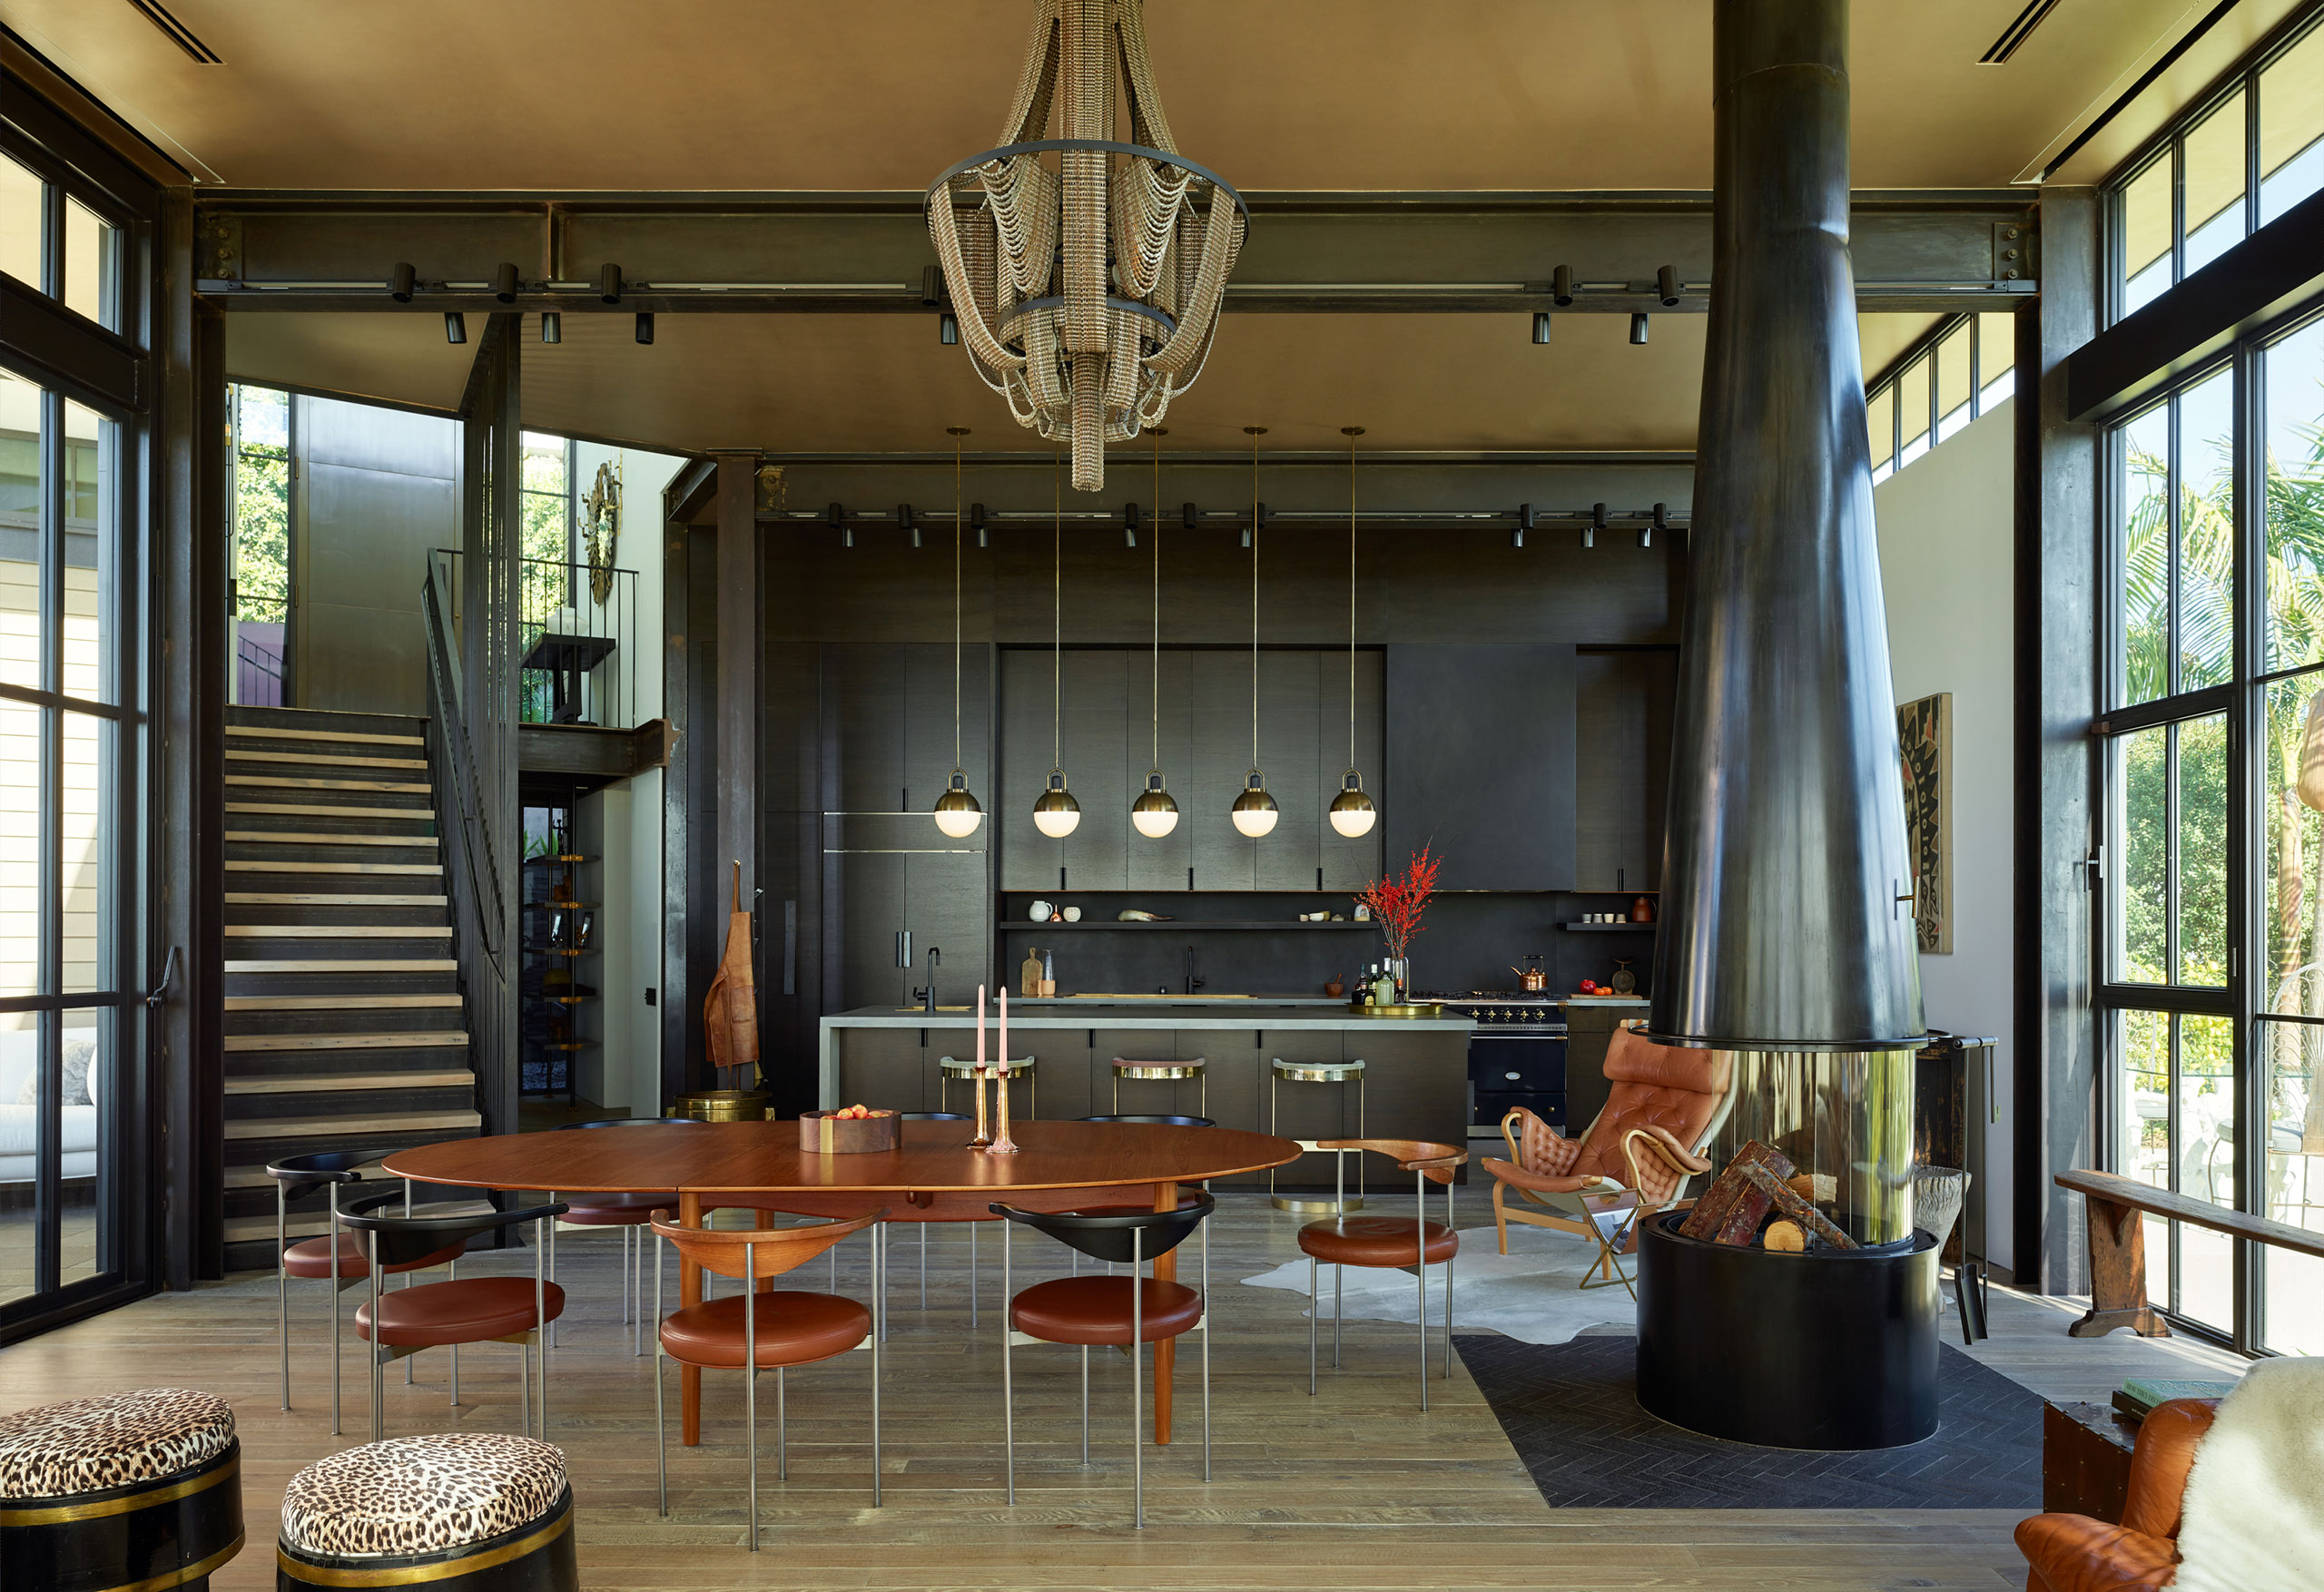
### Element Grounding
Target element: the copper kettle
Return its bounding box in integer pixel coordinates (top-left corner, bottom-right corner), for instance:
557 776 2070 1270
1512 958 1549 992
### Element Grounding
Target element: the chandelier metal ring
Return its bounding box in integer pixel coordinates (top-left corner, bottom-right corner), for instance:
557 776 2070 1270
1002 295 1178 346
924 139 1250 221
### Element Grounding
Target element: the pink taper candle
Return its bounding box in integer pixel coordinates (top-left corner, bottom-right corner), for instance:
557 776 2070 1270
970 984 991 1148
990 987 1019 1154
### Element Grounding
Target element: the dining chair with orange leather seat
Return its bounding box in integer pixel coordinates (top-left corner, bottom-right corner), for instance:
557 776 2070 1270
647 1205 888 1551
334 1195 569 1444
1296 1139 1466 1410
546 1115 708 1354
1480 1021 1734 1296
2014 1397 2219 1592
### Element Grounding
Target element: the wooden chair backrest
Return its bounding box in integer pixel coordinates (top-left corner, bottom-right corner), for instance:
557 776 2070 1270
1317 1137 1470 1184
1567 1024 1732 1182
648 1207 885 1282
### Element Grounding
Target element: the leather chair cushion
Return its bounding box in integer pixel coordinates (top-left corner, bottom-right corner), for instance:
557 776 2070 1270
284 1233 462 1278
657 1291 872 1368
1298 1215 1459 1268
0 1389 235 1499
1009 1276 1204 1345
2013 1513 2181 1592
279 1432 566 1558
558 1192 675 1226
355 1278 565 1347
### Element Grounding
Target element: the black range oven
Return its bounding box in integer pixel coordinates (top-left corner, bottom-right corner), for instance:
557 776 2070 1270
1421 992 1570 1140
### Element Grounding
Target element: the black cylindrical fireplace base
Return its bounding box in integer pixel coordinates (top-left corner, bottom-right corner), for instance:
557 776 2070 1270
1637 1214 1940 1450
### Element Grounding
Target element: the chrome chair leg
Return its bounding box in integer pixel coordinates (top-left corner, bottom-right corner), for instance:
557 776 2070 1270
277 1188 290 1410
776 1368 786 1481
970 1222 980 1329
1000 1219 1015 1506
448 1258 459 1406
366 1237 385 1444
1415 1166 1429 1412
1080 1345 1091 1464
654 1344 667 1517
405 1180 418 1383
1334 1263 1344 1369
1201 1214 1212 1483
1307 1255 1318 1396
330 1185 345 1437
534 1215 551 1438
871 1218 882 1508
1132 1226 1145 1531
919 1221 928 1311
1443 1176 1457 1380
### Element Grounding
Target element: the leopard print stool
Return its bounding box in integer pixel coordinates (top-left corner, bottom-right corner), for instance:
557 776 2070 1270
276 1433 576 1590
0 1388 244 1592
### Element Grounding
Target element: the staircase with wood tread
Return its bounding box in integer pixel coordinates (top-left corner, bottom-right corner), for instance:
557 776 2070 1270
221 704 482 1271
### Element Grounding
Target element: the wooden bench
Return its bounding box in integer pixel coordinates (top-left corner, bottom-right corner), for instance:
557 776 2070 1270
2054 1168 2324 1337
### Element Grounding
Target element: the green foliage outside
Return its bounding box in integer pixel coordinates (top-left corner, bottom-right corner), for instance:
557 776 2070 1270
231 386 290 621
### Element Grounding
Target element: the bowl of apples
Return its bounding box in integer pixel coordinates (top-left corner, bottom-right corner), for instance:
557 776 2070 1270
799 1105 901 1155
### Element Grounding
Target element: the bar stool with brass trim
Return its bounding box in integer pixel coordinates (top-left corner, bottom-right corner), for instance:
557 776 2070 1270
275 1432 576 1591
938 1053 1035 1118
1269 1056 1366 1212
1109 1055 1206 1117
0 1388 244 1592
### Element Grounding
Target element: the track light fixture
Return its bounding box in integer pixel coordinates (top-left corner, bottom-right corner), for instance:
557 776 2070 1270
1514 503 1535 548
443 312 466 345
1552 264 1575 306
1646 502 1667 548
635 312 655 345
389 262 415 302
1656 264 1680 307
598 265 624 305
829 502 851 548
1630 312 1650 345
1585 502 1608 549
939 313 959 345
1124 501 1140 548
492 263 519 304
1531 311 1553 345
970 502 987 548
900 504 919 547
540 312 561 344
1182 503 1198 531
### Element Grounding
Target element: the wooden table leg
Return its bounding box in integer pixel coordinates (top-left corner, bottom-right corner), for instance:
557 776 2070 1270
1152 1180 1177 1446
2069 1194 2171 1339
680 1192 703 1446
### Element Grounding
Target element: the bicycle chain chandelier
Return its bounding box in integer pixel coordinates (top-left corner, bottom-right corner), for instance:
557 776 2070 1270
925 0 1246 493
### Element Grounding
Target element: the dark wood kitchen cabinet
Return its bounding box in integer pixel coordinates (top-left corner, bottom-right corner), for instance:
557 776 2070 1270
1574 647 1677 893
1384 644 1576 889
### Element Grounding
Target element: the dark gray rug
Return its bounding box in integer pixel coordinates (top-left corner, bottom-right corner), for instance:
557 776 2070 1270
1455 1333 2042 1508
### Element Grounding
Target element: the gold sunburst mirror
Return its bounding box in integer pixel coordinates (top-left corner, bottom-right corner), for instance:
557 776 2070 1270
582 457 622 605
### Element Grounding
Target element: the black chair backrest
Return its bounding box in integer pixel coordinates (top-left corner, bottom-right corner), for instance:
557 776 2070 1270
554 1115 706 1130
899 1112 971 1121
1077 1114 1216 1127
339 1194 568 1270
264 1147 392 1203
991 1190 1215 1266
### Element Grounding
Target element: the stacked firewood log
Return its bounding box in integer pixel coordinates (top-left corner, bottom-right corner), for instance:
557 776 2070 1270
1677 1140 1858 1251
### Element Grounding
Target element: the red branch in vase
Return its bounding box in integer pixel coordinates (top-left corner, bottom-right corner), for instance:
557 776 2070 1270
1357 845 1440 968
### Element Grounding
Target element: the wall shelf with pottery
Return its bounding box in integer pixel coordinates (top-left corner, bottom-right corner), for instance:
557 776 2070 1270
1000 920 1376 932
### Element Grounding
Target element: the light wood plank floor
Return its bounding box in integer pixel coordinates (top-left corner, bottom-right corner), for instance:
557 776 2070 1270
0 1194 2248 1592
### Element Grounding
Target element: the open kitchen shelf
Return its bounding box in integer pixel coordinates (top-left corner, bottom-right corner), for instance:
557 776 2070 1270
1000 919 1375 931
1560 920 1658 932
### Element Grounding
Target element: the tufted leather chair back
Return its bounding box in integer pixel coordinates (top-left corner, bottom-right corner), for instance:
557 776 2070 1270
1566 1024 1733 1184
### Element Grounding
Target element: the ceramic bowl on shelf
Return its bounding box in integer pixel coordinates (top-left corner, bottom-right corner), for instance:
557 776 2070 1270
1061 907 1082 922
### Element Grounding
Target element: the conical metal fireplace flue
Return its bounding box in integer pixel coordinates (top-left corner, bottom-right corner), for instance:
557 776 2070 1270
1648 0 1924 1058
1635 0 1941 1453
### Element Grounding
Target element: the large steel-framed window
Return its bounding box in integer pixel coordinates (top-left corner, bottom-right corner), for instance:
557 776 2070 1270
0 106 148 1338
2097 296 2324 1353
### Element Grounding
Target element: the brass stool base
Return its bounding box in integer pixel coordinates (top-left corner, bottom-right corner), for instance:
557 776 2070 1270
1271 1194 1364 1214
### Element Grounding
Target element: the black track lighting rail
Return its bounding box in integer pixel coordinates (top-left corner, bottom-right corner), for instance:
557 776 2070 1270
783 505 1689 532
191 189 2036 317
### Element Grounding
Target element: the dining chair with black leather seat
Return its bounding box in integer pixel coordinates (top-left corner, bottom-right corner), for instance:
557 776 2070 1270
547 1115 708 1353
647 1206 887 1551
264 1149 464 1436
1296 1139 1466 1410
335 1195 569 1443
990 1191 1215 1528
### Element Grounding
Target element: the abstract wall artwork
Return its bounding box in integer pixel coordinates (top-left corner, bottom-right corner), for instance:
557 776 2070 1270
1897 692 1952 954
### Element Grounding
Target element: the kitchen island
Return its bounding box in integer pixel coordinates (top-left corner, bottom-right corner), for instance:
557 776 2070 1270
820 1000 1471 1188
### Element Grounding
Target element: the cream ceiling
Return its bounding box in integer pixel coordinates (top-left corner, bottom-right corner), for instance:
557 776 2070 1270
0 0 2266 192
15 0 2274 454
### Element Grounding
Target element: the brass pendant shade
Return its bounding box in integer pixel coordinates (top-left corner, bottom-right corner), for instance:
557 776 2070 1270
1232 771 1279 839
932 427 983 837
1032 447 1081 838
1232 426 1275 838
1133 427 1179 838
1033 770 1082 838
1331 425 1377 838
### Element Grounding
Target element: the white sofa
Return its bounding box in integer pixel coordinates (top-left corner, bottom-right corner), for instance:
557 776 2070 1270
0 1028 101 1184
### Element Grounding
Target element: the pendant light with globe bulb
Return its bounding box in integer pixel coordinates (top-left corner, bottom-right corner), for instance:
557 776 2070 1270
1030 445 1081 838
1231 427 1278 839
1330 426 1378 838
931 427 983 838
1131 427 1180 839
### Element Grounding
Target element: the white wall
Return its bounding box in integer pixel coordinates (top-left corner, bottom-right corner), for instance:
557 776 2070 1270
1876 399 2016 1274
572 442 683 1117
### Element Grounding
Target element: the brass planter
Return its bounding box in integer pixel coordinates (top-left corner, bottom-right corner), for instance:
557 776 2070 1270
670 1089 769 1122
1347 1001 1445 1019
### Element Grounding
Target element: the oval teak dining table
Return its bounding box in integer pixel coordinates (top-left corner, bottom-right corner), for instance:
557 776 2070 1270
383 1118 1300 1447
